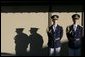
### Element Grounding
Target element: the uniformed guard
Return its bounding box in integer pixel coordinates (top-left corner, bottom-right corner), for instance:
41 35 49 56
47 15 63 56
66 14 83 56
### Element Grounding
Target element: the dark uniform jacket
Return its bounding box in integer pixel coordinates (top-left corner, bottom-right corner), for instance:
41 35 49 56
47 25 63 48
66 25 83 49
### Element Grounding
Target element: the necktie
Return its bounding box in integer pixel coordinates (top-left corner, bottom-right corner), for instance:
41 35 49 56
54 25 56 32
74 25 77 31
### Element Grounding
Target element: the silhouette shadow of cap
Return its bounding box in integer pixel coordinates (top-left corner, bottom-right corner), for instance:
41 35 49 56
29 28 39 32
16 28 24 32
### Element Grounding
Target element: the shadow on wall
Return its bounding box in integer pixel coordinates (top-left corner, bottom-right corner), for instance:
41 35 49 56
27 27 44 56
14 27 46 56
14 28 29 56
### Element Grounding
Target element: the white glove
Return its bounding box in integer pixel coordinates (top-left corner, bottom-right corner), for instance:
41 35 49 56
55 38 60 41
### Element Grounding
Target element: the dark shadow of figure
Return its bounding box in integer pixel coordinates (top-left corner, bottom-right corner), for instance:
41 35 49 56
14 28 29 56
60 42 68 56
27 28 44 56
81 28 84 56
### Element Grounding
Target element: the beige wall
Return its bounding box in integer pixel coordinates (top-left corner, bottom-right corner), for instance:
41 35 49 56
1 12 82 54
1 13 48 54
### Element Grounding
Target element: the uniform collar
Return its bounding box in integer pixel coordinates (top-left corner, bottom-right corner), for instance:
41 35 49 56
73 24 78 27
53 23 58 27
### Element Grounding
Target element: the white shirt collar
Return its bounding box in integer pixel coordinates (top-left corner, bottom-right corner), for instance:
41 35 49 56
53 23 58 27
53 24 58 32
73 24 78 27
73 24 78 31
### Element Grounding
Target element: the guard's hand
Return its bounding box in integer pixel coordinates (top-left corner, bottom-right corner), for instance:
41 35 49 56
55 38 60 41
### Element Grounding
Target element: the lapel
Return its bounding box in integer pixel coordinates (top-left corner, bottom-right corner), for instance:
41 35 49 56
52 24 59 33
55 25 59 31
71 24 79 32
76 25 80 32
50 25 54 33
